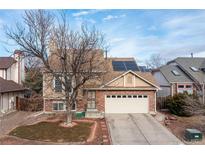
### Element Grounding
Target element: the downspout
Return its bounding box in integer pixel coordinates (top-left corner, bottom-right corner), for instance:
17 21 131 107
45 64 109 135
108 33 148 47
203 83 204 104
155 91 157 113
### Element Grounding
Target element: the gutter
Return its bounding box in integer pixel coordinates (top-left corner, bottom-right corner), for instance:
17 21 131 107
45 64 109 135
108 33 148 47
83 87 158 91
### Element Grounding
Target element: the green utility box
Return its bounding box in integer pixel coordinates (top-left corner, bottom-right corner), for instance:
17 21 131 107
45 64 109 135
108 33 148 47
184 129 203 141
75 112 85 119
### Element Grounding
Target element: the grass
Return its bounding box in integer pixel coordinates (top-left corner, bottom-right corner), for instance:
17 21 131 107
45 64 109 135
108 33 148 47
9 121 93 142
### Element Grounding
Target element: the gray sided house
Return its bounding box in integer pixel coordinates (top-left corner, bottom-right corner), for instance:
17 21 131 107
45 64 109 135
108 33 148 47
152 57 205 98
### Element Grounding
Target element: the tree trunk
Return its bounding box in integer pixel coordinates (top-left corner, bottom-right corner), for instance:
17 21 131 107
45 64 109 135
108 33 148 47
66 107 72 125
65 96 72 126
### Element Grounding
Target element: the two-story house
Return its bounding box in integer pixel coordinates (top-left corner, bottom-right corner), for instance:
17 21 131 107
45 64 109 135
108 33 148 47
43 51 159 117
152 57 205 99
0 50 26 113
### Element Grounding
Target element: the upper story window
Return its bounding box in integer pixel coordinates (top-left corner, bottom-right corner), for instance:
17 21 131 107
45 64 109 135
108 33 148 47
54 76 62 92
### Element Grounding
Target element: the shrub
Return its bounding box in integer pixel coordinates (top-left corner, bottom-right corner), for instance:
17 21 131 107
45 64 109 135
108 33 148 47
166 93 205 116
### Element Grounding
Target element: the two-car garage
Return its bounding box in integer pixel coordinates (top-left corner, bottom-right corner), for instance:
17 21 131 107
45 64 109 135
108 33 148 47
105 94 149 113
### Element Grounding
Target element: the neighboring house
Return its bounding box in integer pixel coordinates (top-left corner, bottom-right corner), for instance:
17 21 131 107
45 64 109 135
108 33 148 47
43 54 160 117
0 50 26 113
0 77 26 113
152 57 205 98
0 50 25 85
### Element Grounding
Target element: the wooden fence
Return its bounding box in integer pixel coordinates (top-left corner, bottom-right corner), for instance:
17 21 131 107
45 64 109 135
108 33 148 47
156 97 168 110
16 97 43 111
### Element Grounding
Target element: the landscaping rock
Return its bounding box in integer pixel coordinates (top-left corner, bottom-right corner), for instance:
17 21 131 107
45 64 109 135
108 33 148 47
169 116 177 121
164 120 171 126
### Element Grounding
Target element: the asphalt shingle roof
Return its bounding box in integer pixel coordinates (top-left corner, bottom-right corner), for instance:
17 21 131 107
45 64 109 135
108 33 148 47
0 77 26 93
0 57 16 69
159 65 193 83
174 57 205 83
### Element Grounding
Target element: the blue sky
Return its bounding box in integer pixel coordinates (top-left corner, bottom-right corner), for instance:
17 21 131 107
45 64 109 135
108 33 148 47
1 9 205 64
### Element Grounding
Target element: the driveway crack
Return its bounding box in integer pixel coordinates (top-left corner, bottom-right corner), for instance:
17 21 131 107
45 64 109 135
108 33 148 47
128 114 151 145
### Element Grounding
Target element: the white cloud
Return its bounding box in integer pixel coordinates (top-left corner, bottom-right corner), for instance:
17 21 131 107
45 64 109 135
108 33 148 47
103 14 126 21
73 11 90 17
72 10 103 17
109 37 125 44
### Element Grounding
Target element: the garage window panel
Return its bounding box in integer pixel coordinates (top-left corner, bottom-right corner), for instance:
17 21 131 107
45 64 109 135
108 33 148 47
117 95 121 98
128 95 132 98
107 95 110 98
138 95 142 98
143 95 148 98
133 95 137 98
122 95 126 98
112 95 116 98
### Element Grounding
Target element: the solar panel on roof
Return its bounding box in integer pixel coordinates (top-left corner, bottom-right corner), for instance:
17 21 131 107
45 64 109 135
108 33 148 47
112 61 139 71
112 61 126 71
124 61 138 71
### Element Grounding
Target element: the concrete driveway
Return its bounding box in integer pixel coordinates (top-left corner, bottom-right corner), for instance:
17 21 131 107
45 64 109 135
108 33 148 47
106 114 183 145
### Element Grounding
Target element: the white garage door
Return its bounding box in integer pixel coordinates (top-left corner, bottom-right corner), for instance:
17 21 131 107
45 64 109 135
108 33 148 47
105 94 149 113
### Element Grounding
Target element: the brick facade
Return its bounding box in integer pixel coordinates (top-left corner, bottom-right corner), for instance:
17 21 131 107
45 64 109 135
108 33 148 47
44 90 156 113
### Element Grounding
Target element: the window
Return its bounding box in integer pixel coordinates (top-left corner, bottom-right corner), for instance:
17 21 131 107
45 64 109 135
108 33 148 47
87 91 96 109
53 101 65 111
178 85 184 88
172 70 180 76
177 84 193 94
133 95 137 98
107 95 110 98
143 95 148 98
190 67 199 72
54 76 62 92
122 95 126 98
117 95 121 98
112 95 116 98
186 85 192 88
138 95 142 98
128 95 132 98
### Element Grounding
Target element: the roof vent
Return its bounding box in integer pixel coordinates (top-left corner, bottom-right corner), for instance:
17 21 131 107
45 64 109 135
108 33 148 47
171 70 180 76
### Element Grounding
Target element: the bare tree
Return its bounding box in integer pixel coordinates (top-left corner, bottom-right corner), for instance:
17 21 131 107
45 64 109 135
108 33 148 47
6 10 107 125
145 53 167 69
23 57 43 95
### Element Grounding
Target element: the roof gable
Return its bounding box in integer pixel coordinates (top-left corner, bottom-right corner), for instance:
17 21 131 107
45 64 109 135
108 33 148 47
102 70 159 89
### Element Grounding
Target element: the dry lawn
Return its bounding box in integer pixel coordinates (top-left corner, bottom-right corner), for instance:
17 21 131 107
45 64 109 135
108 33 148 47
165 114 205 144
